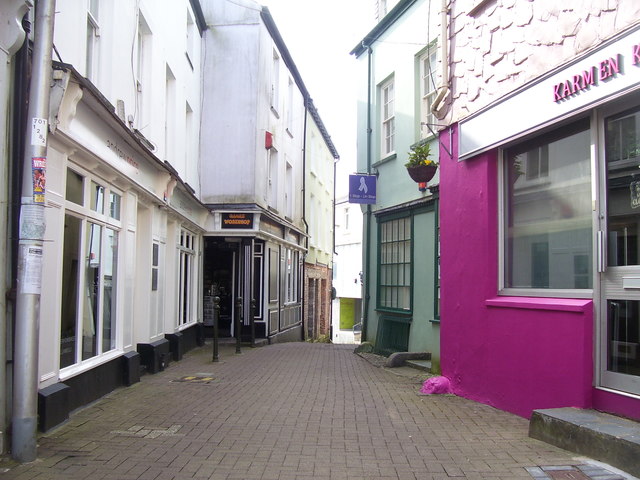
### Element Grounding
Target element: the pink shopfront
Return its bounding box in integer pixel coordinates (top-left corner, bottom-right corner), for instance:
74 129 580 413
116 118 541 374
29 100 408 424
439 26 640 420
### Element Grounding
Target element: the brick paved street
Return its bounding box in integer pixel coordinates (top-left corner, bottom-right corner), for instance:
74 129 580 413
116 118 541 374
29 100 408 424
0 342 610 479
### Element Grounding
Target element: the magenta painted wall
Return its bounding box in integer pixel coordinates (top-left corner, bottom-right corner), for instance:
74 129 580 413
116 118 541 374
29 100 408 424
439 124 595 419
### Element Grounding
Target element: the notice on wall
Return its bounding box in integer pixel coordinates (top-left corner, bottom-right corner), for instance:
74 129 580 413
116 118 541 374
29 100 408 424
19 202 46 239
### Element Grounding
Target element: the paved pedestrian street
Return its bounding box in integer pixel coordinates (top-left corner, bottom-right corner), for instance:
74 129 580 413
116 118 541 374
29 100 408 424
0 343 631 479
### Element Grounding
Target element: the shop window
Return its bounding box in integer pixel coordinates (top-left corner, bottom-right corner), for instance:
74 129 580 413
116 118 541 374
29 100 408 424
378 216 411 311
60 168 120 369
178 229 196 326
284 248 299 304
503 119 592 292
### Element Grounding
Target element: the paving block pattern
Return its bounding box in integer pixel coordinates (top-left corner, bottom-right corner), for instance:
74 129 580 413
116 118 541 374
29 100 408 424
0 343 621 479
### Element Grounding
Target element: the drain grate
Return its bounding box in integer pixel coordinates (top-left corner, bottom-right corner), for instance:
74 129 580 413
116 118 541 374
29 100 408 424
172 374 215 384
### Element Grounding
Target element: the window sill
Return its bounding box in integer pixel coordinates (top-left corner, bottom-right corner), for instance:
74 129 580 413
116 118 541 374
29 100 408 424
373 153 396 167
429 318 440 324
270 106 280 119
375 307 412 317
485 296 592 313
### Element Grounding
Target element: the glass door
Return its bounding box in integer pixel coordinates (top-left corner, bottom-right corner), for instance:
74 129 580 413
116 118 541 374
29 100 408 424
600 103 640 395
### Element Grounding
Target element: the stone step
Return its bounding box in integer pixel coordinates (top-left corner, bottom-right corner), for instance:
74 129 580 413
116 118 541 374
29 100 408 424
529 407 640 478
405 359 432 372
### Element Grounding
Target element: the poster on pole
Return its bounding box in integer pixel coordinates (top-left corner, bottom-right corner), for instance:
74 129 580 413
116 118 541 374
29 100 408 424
32 157 46 204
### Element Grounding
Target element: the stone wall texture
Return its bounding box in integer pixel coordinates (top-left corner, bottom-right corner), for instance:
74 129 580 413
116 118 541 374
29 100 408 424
446 0 640 123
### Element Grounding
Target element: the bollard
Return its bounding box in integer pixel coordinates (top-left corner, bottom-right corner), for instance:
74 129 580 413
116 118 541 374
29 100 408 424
235 296 242 354
212 296 220 362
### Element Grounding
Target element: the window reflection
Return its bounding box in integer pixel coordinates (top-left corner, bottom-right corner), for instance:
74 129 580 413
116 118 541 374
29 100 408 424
504 120 592 289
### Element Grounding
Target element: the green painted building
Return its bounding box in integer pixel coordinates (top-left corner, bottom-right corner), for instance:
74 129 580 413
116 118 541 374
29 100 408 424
351 0 442 364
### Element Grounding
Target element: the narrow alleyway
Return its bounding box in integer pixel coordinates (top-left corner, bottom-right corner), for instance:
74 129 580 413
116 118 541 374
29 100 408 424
0 342 627 479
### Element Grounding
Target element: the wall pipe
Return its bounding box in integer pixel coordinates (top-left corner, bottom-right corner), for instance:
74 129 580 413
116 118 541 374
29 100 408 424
431 0 450 118
12 0 56 463
361 45 373 342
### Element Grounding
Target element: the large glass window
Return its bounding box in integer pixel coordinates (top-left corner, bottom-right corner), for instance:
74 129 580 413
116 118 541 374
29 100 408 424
503 120 592 291
378 216 412 310
60 168 120 369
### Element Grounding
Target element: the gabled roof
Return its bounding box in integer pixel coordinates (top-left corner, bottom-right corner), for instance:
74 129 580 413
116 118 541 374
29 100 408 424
260 6 339 160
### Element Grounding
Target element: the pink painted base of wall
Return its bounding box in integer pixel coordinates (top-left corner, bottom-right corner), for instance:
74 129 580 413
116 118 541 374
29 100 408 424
593 388 640 421
438 124 630 420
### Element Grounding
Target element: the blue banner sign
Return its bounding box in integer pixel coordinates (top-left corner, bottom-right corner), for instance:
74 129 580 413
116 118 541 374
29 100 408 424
349 174 376 204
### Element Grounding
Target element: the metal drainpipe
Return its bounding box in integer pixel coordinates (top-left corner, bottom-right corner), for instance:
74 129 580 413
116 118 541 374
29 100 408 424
362 45 373 342
5 11 31 457
301 103 308 339
12 0 56 463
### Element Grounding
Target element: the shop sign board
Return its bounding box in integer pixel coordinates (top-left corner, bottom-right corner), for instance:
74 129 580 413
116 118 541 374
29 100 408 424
221 212 254 229
459 27 640 160
349 174 377 204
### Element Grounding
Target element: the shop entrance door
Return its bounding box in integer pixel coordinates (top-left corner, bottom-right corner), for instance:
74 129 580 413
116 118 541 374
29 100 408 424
599 102 640 395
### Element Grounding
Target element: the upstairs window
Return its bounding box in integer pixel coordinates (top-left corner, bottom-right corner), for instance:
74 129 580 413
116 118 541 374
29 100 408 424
86 0 100 81
419 46 438 137
271 50 280 114
381 79 395 157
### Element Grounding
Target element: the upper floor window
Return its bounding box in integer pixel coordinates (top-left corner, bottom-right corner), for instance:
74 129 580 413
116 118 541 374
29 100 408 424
419 46 438 137
86 0 100 81
186 9 196 69
135 12 152 130
286 78 294 134
381 79 395 157
271 49 280 114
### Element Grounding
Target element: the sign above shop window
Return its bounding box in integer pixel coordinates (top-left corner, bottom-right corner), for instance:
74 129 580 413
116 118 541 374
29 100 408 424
221 212 254 229
349 174 377 204
459 27 640 161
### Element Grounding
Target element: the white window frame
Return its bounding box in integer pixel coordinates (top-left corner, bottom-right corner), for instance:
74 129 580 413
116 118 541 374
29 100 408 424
381 78 395 157
60 166 123 377
186 8 196 70
271 49 280 115
86 0 100 82
178 229 197 327
419 45 438 138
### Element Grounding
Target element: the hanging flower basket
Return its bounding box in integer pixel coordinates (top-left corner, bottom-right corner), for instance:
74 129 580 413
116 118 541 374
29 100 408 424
405 142 438 183
406 164 437 183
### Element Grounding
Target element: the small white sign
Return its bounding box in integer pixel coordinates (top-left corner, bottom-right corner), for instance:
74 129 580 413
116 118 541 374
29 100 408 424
31 118 48 147
21 247 43 295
